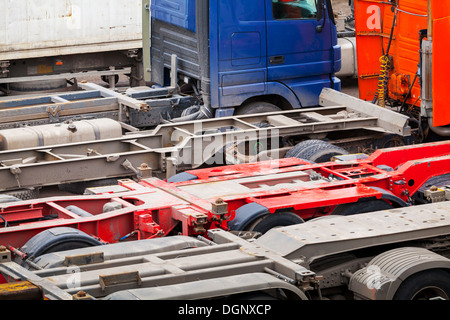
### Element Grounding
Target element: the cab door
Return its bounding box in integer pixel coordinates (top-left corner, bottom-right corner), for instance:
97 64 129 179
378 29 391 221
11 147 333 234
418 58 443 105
265 0 340 107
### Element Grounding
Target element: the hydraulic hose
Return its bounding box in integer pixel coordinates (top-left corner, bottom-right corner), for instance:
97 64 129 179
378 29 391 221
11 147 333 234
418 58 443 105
163 0 214 124
0 214 8 227
168 0 214 123
190 0 214 120
167 105 214 123
376 55 390 108
374 5 398 107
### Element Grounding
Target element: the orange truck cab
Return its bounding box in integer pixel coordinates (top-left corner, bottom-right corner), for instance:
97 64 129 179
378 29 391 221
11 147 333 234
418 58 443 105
353 0 450 137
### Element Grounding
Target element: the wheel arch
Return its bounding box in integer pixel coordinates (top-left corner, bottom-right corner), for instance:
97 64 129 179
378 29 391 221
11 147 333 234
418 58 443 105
233 81 302 113
240 94 294 111
17 227 104 268
227 202 271 231
368 187 409 208
349 247 450 300
227 202 303 232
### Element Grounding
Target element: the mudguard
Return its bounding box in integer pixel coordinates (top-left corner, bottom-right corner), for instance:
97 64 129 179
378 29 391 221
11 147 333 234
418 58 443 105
227 202 270 231
167 172 199 183
349 247 450 300
18 227 104 266
367 186 409 208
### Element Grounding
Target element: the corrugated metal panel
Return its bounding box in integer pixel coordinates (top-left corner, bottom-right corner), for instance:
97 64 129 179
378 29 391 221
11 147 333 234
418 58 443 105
0 0 143 60
151 0 196 31
355 0 427 104
390 0 427 105
150 19 200 85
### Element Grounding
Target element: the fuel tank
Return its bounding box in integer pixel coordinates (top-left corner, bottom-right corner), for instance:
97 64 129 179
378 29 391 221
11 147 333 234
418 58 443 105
0 118 123 151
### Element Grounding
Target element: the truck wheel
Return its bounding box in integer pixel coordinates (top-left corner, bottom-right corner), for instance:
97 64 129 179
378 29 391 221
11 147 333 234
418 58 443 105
393 269 450 300
17 227 103 268
245 211 304 234
58 178 119 194
234 102 281 115
332 199 393 216
0 194 21 204
285 140 348 163
1 188 39 201
101 74 119 85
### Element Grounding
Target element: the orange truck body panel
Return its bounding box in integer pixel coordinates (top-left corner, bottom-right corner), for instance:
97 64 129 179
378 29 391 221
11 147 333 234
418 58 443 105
354 0 449 127
431 1 450 126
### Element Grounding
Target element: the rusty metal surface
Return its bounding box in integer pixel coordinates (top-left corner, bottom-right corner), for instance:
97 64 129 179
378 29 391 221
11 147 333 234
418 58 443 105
0 280 42 300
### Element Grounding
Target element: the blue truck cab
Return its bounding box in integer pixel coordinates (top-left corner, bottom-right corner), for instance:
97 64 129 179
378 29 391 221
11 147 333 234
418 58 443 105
145 0 341 120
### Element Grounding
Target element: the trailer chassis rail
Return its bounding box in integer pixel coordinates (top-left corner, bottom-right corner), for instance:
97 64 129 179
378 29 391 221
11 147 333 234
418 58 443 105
0 88 411 192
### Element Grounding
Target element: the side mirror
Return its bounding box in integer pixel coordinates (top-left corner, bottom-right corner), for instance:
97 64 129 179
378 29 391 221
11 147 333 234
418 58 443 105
325 0 336 25
316 0 325 32
317 0 324 21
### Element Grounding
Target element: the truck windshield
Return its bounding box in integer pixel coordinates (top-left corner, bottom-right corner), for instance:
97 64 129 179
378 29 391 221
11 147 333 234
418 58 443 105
272 0 318 20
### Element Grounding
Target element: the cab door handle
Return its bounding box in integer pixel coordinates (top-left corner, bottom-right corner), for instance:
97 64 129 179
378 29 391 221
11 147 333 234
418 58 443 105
269 55 285 65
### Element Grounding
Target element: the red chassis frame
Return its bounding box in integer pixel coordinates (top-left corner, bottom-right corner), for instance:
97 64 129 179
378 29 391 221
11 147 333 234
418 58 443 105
1 141 450 249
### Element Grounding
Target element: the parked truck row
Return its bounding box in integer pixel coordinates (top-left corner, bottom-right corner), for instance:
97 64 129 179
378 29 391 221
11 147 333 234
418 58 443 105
1 195 450 300
2 0 446 139
0 0 450 301
0 139 450 300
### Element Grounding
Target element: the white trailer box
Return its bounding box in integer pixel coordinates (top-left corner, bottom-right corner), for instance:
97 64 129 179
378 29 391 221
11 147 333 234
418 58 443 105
0 0 144 91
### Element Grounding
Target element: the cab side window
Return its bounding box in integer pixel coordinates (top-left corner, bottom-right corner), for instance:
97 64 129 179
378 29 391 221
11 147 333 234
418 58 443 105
272 0 318 20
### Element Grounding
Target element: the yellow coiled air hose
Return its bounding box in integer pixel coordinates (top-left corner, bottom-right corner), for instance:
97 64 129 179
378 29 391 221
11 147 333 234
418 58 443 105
377 55 390 108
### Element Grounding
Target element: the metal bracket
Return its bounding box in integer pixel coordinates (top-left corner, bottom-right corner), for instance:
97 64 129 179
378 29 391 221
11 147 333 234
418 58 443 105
122 159 139 174
121 159 152 179
10 166 22 188
0 61 10 78
211 198 228 215
73 290 94 300
0 246 11 263
46 105 61 122
99 271 142 292
63 252 105 267
165 157 178 180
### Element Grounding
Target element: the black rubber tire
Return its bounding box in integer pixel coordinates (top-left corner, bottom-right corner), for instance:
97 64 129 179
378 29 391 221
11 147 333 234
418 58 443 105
0 194 21 204
18 227 103 267
332 199 393 216
1 188 40 200
234 102 281 115
101 74 120 85
58 178 119 195
285 140 348 163
181 105 200 117
246 211 304 234
393 269 450 300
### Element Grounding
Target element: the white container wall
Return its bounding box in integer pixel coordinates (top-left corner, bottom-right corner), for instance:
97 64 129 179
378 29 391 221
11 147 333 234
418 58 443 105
0 0 143 60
